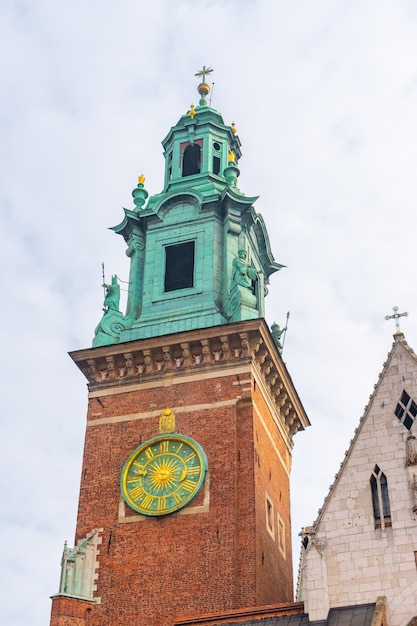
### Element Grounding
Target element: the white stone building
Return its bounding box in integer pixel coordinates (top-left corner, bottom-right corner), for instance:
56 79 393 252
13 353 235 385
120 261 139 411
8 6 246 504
298 332 417 626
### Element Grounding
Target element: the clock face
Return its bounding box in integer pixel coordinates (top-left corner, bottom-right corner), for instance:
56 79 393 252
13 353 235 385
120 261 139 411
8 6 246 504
120 434 207 516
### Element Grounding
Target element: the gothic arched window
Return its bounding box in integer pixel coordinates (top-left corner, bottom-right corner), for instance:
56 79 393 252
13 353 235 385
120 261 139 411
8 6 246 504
370 465 391 529
182 144 201 177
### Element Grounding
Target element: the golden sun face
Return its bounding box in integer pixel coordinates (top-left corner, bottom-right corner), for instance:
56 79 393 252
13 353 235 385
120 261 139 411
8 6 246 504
148 458 182 492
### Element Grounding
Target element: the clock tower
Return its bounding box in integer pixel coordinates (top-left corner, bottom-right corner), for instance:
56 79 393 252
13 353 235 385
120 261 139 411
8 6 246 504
49 71 309 626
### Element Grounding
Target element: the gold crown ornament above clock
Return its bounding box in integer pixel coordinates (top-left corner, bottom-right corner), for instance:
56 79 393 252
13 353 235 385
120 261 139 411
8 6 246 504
120 409 208 516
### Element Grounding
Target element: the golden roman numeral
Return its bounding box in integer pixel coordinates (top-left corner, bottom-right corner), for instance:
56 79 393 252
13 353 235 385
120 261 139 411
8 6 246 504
184 452 196 462
145 447 155 460
186 466 200 475
129 485 145 500
160 441 169 454
158 497 167 511
181 479 196 493
176 443 183 454
141 494 154 509
173 492 182 504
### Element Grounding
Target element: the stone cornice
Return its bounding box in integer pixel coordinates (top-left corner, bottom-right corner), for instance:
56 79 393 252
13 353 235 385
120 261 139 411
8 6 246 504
70 319 309 440
174 601 305 625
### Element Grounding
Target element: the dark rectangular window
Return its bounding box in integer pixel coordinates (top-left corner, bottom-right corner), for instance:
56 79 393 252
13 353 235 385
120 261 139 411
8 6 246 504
164 242 195 292
401 390 410 405
266 499 273 531
395 389 416 431
395 405 404 419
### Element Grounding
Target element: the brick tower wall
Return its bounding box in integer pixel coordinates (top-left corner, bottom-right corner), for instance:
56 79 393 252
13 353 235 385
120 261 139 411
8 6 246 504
65 364 292 625
50 321 307 626
252 378 293 603
74 366 258 625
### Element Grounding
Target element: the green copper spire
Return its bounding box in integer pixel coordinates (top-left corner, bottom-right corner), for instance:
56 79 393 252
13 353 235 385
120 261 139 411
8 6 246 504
92 70 284 347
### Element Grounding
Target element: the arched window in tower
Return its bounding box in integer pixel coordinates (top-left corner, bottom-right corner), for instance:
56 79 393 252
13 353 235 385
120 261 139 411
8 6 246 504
182 144 201 177
212 141 222 175
370 465 391 529
213 155 221 175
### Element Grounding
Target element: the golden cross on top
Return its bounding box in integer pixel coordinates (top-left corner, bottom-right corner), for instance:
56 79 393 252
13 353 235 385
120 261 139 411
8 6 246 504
384 306 409 332
195 65 213 83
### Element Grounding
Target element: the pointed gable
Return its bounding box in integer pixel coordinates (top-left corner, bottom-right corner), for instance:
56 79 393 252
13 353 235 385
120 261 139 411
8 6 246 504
299 333 417 626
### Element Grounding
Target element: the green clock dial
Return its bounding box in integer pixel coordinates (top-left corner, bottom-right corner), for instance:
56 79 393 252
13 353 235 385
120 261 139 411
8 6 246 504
120 434 207 516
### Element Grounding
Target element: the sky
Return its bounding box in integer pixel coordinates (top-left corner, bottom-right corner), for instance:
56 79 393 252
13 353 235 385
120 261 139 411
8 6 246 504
1 0 417 623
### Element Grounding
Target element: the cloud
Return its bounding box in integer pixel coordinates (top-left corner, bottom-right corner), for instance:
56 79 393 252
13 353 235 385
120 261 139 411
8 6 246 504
1 1 417 623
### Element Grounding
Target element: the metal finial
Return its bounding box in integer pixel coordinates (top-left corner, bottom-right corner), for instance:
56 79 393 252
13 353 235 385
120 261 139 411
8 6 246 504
384 306 409 332
195 65 213 83
195 66 213 105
